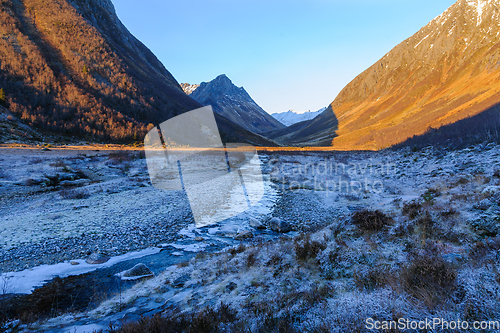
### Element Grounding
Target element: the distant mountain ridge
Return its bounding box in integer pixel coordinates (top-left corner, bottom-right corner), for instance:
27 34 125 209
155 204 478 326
183 74 286 134
282 0 500 148
271 108 325 127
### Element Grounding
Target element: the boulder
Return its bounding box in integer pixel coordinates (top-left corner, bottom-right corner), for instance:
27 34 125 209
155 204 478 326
269 217 292 233
442 253 463 264
249 218 265 229
226 281 237 292
86 252 109 264
234 230 253 240
171 274 190 288
121 263 154 280
474 199 492 210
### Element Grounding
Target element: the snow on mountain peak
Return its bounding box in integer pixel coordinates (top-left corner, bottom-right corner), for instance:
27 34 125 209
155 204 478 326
271 108 325 127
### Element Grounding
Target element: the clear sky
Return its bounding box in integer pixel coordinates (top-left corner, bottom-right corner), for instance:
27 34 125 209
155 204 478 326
113 0 457 114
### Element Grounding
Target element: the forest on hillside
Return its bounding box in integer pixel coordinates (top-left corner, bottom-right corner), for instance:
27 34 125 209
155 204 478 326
0 0 197 142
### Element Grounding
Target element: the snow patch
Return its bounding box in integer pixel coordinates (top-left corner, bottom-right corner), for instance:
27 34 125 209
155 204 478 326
1 248 161 294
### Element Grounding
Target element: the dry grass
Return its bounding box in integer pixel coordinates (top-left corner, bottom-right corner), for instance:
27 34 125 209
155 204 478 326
351 209 392 231
399 243 458 308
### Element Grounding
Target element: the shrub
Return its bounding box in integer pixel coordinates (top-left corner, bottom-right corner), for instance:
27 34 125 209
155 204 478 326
266 253 283 267
440 207 457 218
246 250 258 268
228 244 246 256
107 151 133 165
0 88 5 105
294 234 326 261
421 188 439 204
415 212 435 239
105 302 237 333
354 266 388 291
402 200 422 219
49 160 67 168
469 237 500 262
351 209 392 231
400 244 457 307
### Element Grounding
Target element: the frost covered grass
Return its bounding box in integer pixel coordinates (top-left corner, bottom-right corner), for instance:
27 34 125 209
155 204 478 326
90 204 497 331
3 144 500 332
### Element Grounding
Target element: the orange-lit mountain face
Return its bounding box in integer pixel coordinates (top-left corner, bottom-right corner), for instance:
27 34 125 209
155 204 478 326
0 0 201 141
290 0 500 149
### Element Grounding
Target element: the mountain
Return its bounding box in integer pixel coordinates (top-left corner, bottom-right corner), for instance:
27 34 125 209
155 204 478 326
180 83 199 95
0 0 206 141
0 0 278 146
183 74 286 134
266 107 339 146
271 108 325 127
285 0 500 149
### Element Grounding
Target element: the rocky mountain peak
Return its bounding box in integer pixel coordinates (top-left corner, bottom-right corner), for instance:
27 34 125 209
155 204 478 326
187 75 285 134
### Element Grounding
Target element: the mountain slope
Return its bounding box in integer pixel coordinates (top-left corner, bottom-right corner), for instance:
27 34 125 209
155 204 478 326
185 74 286 134
290 0 500 149
271 108 325 127
0 0 201 141
180 83 199 95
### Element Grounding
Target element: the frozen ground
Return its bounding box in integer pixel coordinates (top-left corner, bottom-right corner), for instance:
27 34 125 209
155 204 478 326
2 143 500 332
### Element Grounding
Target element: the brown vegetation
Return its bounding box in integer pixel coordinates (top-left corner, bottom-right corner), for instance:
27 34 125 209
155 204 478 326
0 0 198 142
351 209 392 231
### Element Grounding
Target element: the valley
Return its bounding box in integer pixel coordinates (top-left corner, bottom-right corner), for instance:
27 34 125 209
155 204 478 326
1 144 499 331
2 0 500 331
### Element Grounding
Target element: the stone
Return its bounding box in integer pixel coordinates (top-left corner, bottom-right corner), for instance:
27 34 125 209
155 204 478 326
482 186 500 196
249 218 265 229
70 261 80 265
86 252 109 264
194 236 204 241
269 217 292 233
474 199 492 210
154 297 165 303
60 179 88 187
122 263 154 279
226 281 237 292
234 230 253 240
171 274 190 288
442 253 463 264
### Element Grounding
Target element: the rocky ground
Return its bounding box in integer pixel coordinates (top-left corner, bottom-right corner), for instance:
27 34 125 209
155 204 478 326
0 149 193 273
1 143 500 332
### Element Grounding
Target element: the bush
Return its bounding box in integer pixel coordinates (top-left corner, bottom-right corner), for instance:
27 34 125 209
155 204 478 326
354 266 388 291
0 88 5 106
294 234 326 261
400 244 457 307
351 209 392 231
402 200 422 219
469 237 500 262
228 244 246 256
415 212 435 239
104 302 237 333
246 250 258 268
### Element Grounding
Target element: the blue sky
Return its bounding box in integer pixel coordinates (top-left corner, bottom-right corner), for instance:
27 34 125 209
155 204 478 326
113 0 456 114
